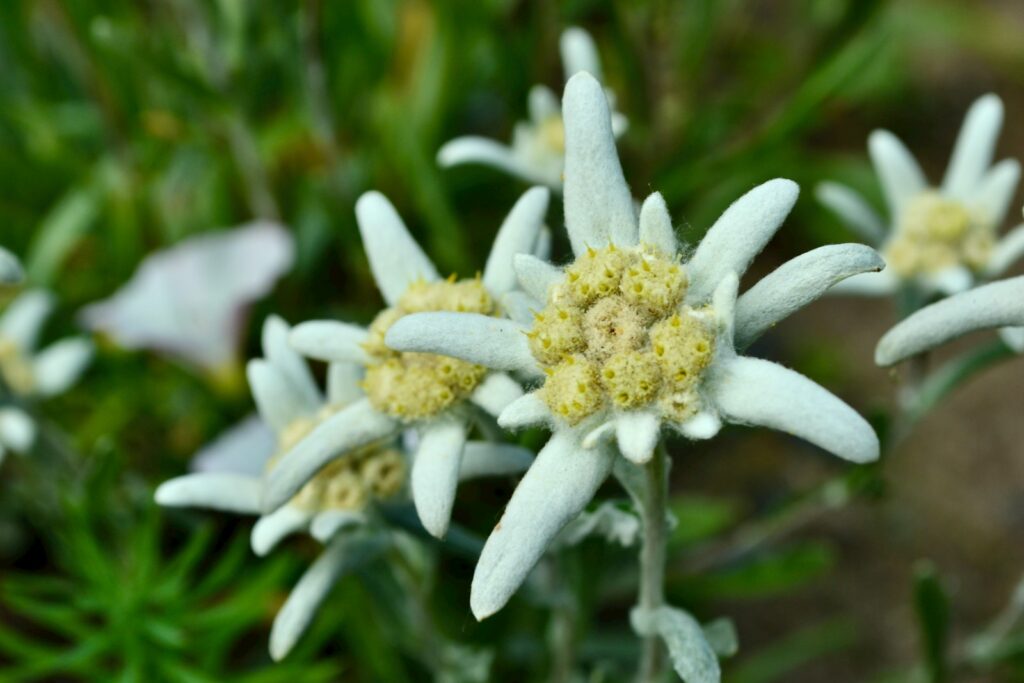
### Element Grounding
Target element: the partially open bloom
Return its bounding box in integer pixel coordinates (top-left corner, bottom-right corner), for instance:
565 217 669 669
156 316 532 659
0 246 23 285
386 72 882 619
260 188 548 541
875 275 1024 366
438 27 627 189
818 94 1022 297
0 290 92 465
81 221 294 380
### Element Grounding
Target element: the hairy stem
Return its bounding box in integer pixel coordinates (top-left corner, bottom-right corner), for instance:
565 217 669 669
637 444 668 682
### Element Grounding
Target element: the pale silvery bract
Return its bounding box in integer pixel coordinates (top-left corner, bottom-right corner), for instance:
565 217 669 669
0 289 92 465
259 188 547 542
80 221 294 375
817 94 1022 304
437 27 627 189
0 246 23 285
386 72 882 620
875 275 1024 366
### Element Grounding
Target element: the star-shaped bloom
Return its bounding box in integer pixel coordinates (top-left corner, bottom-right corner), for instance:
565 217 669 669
156 315 532 659
438 27 627 189
818 94 1022 299
260 188 548 542
386 72 882 620
875 275 1024 367
0 289 92 465
0 246 23 285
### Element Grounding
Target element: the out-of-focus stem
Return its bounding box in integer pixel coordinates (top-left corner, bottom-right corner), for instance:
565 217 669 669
636 444 668 682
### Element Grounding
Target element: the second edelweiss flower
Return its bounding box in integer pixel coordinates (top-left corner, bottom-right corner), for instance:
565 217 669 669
386 72 882 620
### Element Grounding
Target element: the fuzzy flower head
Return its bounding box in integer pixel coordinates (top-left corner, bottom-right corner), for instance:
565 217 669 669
438 27 627 189
818 94 1022 297
386 72 882 620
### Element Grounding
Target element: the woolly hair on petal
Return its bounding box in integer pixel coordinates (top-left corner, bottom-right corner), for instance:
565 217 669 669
513 254 563 303
470 372 525 418
638 192 677 255
497 392 553 430
411 418 468 538
875 275 1024 366
289 320 370 365
457 442 534 481
482 187 550 297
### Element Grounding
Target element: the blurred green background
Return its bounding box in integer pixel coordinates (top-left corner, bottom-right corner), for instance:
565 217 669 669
2 0 1024 681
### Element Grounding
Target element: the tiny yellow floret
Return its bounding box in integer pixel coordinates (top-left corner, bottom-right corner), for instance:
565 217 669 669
885 192 994 277
540 355 605 425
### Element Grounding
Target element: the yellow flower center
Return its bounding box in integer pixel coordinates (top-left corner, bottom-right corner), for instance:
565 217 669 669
538 116 566 154
884 192 994 277
0 336 35 394
527 244 716 426
362 278 493 422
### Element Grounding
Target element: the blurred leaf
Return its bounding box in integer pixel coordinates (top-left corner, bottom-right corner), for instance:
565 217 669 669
913 561 950 683
729 618 858 683
26 182 100 286
668 494 741 548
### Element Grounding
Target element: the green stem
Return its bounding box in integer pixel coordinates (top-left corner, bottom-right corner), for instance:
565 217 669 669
637 444 669 682
545 553 577 683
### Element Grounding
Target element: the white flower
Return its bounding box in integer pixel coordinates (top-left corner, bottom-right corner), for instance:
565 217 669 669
818 94 1022 298
875 275 1024 366
385 72 882 620
0 289 92 465
260 187 548 541
80 221 294 377
156 313 534 658
438 27 627 189
0 246 23 285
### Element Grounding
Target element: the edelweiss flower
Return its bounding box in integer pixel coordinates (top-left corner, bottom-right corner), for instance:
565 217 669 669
260 188 549 542
875 275 1024 367
386 72 882 619
81 221 294 379
0 290 92 465
0 246 23 285
818 94 1022 297
438 27 627 189
156 315 533 659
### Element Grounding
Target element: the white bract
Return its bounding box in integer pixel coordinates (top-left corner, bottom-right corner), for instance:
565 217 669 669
818 94 1022 301
0 246 23 285
437 27 627 189
386 72 882 620
80 221 294 377
876 275 1024 366
259 188 546 544
0 289 92 465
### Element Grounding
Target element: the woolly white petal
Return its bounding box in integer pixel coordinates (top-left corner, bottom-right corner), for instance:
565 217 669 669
999 326 1024 353
385 312 540 376
828 268 901 296
528 85 560 123
615 411 660 464
327 362 364 405
192 415 276 476
0 407 36 453
458 442 534 481
470 430 615 620
355 191 438 306
262 399 398 511
252 505 312 556
975 159 1020 230
513 254 564 303
154 473 263 514
289 320 369 365
412 418 468 538
986 225 1024 277
562 72 637 254
0 290 53 350
638 192 678 255
815 182 886 245
875 276 1024 365
437 137 541 184
497 391 553 429
712 272 740 347
676 411 722 440
533 226 553 261
247 359 309 432
502 290 543 327
686 179 799 304
269 534 387 661
470 372 524 417
262 316 321 411
310 510 366 543
33 338 92 397
560 27 602 80
708 356 879 463
0 246 23 284
483 187 550 297
734 244 885 349
868 130 927 215
942 94 1003 199
582 420 615 448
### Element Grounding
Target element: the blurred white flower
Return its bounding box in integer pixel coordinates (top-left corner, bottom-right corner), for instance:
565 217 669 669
156 316 532 660
80 221 294 377
261 187 548 542
818 94 1021 298
438 27 627 189
0 290 92 464
0 246 23 285
386 72 881 620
